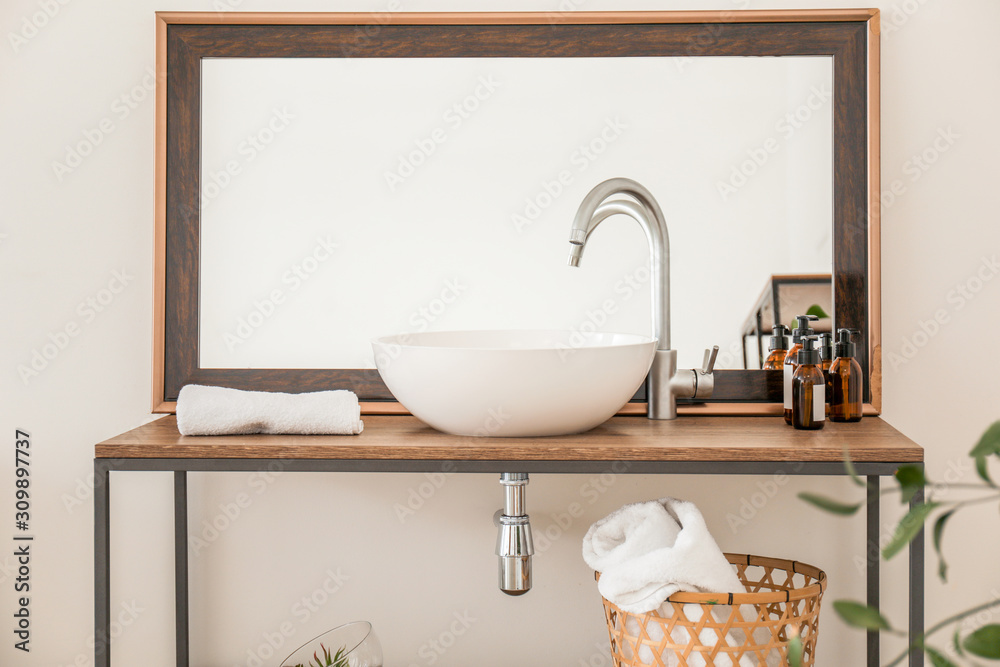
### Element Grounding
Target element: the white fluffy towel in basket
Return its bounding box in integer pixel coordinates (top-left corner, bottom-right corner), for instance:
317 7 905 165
583 497 777 667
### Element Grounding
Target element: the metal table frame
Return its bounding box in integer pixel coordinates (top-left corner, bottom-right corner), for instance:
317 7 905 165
94 458 924 667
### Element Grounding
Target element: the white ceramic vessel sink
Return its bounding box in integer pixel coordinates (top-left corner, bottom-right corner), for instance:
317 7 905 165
372 330 656 437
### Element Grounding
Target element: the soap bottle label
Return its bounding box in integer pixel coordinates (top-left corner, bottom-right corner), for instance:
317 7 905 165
783 365 793 409
813 384 826 421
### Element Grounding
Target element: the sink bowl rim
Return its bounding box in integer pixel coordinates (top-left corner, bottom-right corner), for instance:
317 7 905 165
371 329 658 352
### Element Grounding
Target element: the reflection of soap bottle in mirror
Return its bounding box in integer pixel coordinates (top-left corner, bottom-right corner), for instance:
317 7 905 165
763 324 790 370
830 328 863 422
783 315 819 424
818 332 834 416
818 333 834 372
792 336 825 430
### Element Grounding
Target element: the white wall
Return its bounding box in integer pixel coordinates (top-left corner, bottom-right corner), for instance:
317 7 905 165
1 1 997 666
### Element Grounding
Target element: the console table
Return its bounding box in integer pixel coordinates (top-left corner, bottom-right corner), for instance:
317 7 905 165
94 414 924 667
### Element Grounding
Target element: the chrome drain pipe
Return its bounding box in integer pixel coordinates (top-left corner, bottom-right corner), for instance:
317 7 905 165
495 473 533 595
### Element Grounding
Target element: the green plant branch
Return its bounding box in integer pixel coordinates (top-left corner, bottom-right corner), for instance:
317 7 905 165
882 598 1000 667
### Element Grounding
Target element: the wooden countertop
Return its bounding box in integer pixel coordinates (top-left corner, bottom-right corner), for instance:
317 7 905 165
96 415 922 463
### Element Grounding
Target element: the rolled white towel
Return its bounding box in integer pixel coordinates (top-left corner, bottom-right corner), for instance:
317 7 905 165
176 385 364 436
587 498 744 613
583 498 682 572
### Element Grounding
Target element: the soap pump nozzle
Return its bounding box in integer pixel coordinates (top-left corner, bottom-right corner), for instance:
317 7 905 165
796 335 822 366
818 333 834 368
769 324 790 351
835 328 860 358
791 315 819 343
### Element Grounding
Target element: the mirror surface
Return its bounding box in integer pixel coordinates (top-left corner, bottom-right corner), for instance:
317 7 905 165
199 56 833 371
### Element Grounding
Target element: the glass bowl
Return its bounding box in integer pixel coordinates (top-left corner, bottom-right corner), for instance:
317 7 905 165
280 621 382 667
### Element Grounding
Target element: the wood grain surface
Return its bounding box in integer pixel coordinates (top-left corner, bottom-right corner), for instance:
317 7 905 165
97 415 921 463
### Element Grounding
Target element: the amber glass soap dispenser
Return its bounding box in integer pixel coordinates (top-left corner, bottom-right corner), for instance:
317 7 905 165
763 324 790 370
818 333 834 372
830 328 863 422
783 315 818 424
792 336 825 430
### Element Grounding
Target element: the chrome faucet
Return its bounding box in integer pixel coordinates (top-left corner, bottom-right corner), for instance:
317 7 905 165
568 177 718 419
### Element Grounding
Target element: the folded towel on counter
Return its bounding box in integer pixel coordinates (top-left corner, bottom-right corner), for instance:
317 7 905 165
584 497 744 612
176 385 363 436
584 498 769 667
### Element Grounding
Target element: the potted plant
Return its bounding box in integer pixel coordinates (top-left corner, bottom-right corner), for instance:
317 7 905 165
280 621 382 667
790 421 1000 665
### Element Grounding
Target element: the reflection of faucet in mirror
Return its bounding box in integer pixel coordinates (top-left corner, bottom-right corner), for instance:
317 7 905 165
568 177 719 420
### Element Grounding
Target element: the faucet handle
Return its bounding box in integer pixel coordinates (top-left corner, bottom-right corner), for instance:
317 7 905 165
701 346 720 374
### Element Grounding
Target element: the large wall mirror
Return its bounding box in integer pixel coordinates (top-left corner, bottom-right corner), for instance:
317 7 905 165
153 11 880 413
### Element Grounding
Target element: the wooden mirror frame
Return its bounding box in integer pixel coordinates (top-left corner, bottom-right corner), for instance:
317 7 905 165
153 10 880 415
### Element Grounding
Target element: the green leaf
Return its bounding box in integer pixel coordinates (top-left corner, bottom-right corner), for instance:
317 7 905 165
844 447 866 487
970 421 1000 458
882 502 941 560
963 624 1000 659
787 634 803 667
798 492 863 516
924 645 960 667
932 510 955 582
806 304 830 319
975 455 995 487
895 465 928 504
971 421 1000 486
834 600 892 630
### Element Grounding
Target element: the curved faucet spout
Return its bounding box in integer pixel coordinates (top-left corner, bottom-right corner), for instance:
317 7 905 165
567 178 717 420
567 178 670 351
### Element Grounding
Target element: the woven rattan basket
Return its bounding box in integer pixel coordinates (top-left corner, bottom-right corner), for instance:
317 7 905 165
598 554 827 667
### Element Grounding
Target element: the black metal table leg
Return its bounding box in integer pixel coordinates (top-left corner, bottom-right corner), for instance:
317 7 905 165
95 460 111 667
175 471 189 667
867 475 880 667
910 484 925 667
